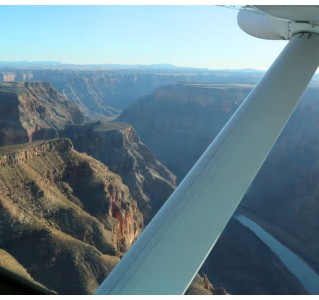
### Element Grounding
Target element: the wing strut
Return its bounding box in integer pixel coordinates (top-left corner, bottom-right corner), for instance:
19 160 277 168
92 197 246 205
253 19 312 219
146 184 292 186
95 32 319 295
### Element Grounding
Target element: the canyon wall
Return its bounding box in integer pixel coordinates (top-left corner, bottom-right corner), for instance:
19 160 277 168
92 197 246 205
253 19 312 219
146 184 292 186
0 138 143 294
0 81 176 223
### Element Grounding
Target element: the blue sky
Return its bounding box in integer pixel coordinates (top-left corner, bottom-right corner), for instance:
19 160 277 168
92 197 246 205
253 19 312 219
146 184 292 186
0 5 288 70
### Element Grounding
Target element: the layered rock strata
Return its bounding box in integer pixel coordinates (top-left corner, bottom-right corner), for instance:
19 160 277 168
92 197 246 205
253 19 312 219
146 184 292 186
0 139 143 294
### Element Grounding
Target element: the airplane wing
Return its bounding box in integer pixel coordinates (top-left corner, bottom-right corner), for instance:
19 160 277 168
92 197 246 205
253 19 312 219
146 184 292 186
95 6 319 295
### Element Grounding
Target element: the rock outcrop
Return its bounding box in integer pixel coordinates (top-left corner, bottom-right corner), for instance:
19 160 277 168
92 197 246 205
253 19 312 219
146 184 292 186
0 138 143 294
0 138 71 166
0 81 83 145
185 274 229 295
63 121 176 223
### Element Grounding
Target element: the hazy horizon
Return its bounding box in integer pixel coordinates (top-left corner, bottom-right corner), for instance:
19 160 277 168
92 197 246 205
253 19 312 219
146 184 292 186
0 60 268 71
0 5 289 71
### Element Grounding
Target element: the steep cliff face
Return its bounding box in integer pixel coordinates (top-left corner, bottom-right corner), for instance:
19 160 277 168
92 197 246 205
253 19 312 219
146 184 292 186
0 139 143 294
118 83 252 180
0 81 83 146
63 121 176 223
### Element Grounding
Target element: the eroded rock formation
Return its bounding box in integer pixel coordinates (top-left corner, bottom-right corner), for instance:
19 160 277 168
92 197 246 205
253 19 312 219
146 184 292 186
0 81 176 222
0 81 83 145
0 139 143 294
64 121 176 223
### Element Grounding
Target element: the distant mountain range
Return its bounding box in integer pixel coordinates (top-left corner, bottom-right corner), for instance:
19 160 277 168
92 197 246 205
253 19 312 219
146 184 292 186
0 61 265 72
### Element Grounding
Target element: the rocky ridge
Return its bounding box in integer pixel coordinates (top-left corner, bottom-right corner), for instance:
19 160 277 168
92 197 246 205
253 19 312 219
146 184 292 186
0 81 83 145
0 81 176 223
185 274 229 295
0 138 71 166
63 121 176 223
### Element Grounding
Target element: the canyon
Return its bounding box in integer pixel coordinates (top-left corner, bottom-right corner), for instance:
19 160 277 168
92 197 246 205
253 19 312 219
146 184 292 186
0 81 176 223
0 80 218 294
2 67 319 294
